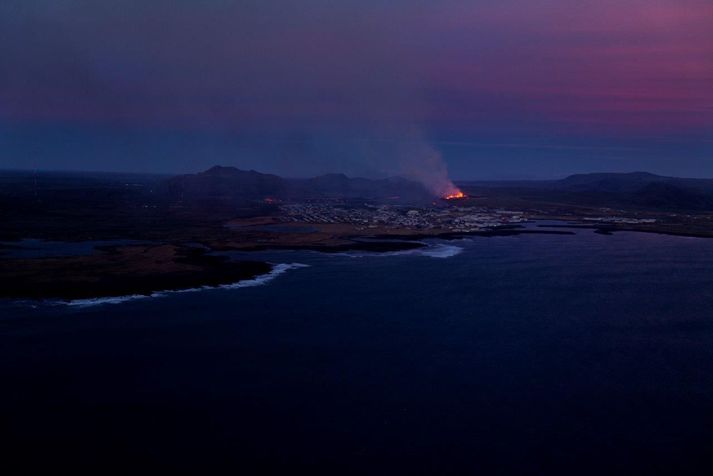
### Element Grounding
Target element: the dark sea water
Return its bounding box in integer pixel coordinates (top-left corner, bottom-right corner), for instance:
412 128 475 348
2 225 713 474
0 238 153 258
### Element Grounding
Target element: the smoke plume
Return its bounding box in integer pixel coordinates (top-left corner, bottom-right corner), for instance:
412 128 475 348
393 136 460 197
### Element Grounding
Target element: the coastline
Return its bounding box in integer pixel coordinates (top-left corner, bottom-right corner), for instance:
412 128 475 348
0 244 273 302
4 220 713 304
0 239 427 303
61 263 310 307
534 223 713 239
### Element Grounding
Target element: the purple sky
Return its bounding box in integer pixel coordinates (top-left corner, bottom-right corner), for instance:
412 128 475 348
1 0 712 178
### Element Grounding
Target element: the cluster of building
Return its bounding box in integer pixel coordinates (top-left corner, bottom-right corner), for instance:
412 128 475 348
582 216 657 225
280 203 527 232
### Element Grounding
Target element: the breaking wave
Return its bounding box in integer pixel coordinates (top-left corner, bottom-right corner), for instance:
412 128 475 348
62 263 309 308
341 243 463 259
416 244 464 258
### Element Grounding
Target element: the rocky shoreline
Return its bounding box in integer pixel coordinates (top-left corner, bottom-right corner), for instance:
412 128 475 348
4 221 712 303
0 239 430 302
0 244 272 301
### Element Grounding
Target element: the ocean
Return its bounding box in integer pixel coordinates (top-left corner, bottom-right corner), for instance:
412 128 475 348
2 224 713 473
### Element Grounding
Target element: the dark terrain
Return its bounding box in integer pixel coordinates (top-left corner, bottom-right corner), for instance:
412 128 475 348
5 168 713 243
4 167 713 301
463 171 713 212
0 167 432 242
0 244 272 301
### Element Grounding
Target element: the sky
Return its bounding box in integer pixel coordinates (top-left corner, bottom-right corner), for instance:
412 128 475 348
1 0 712 179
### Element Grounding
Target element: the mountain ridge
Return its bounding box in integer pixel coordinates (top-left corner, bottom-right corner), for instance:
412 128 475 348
165 166 433 203
465 171 713 211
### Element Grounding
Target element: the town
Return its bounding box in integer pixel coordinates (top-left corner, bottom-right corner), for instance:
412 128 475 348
280 202 528 233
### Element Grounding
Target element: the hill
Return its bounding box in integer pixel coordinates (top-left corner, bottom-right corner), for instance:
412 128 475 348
166 167 432 203
466 172 713 212
165 166 286 203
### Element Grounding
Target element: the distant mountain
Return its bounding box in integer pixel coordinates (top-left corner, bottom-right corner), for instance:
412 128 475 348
468 172 713 211
555 172 713 192
166 166 285 202
557 172 668 192
554 173 713 210
165 166 432 204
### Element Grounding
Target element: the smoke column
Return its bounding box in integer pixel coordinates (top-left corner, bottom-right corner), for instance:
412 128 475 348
394 139 460 197
358 127 461 197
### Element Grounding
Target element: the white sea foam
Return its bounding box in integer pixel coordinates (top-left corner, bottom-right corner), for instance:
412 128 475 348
416 244 464 258
340 243 464 259
62 262 309 308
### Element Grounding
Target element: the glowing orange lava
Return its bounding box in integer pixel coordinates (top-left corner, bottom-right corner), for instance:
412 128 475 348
444 190 466 200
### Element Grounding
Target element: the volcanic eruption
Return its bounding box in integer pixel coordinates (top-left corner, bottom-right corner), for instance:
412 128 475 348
444 190 466 200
